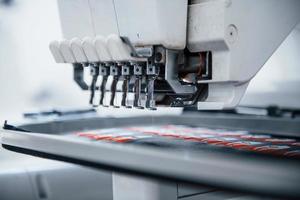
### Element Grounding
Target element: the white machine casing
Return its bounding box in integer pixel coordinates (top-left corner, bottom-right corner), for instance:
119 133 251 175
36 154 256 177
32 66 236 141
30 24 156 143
50 0 300 110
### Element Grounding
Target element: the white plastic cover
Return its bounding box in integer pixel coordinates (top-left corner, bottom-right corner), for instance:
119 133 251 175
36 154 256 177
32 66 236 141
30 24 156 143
82 37 99 62
49 41 65 63
70 38 88 63
94 35 112 62
60 40 76 63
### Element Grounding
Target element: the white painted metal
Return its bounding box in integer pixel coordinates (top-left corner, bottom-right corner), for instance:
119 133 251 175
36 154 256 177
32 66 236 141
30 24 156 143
57 0 94 39
54 0 300 110
188 0 300 109
114 0 188 50
89 0 119 37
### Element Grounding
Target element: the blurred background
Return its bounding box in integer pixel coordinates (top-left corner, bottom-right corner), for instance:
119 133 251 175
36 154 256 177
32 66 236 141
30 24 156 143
0 0 300 122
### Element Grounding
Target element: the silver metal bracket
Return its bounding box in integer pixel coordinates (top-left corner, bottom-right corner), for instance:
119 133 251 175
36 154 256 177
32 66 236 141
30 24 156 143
165 50 196 94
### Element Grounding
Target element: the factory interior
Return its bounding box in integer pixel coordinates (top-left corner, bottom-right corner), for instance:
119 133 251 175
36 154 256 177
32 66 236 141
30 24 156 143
1 0 300 199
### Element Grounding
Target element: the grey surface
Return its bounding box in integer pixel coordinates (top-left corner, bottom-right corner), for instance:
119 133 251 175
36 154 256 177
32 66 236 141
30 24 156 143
26 165 112 200
0 145 112 200
113 173 177 200
0 168 35 200
18 113 300 137
177 183 215 198
180 191 243 200
2 113 300 199
180 191 277 200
